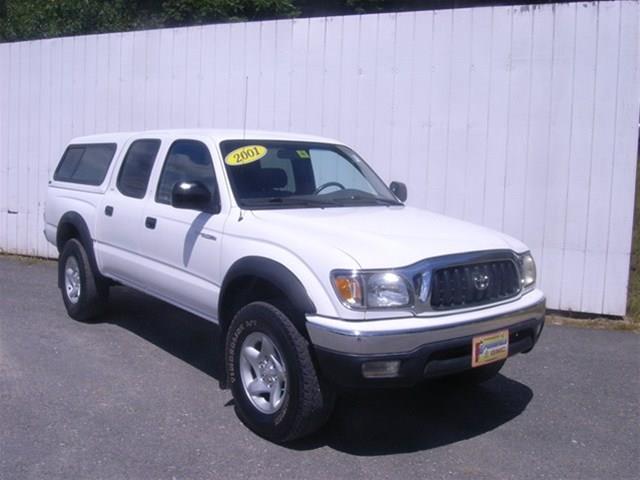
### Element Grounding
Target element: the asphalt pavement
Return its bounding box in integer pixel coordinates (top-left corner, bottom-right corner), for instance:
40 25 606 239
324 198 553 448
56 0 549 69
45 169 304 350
0 255 638 480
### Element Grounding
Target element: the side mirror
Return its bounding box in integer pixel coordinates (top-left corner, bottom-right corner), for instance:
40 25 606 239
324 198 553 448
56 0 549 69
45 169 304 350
390 181 407 202
171 181 213 211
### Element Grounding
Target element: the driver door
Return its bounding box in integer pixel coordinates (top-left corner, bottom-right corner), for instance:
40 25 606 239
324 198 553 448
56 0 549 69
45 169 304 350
138 137 227 321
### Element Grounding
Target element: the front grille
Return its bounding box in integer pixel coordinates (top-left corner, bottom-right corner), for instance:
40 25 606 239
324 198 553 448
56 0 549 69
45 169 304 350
430 259 520 310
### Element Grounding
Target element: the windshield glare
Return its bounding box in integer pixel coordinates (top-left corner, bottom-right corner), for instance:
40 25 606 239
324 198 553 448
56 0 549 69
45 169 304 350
220 140 401 209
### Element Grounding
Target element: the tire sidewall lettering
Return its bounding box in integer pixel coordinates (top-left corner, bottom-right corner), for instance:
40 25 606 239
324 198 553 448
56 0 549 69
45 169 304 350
227 311 292 427
227 318 257 385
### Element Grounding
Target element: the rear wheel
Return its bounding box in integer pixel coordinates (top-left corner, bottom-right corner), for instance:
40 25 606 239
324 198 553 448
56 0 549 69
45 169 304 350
59 238 108 321
225 301 335 442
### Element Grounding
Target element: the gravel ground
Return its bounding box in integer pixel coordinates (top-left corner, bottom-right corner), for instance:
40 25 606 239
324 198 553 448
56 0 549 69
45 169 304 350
1 255 638 480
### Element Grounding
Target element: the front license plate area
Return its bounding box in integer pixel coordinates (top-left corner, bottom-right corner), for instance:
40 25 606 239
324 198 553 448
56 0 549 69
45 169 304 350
471 329 509 368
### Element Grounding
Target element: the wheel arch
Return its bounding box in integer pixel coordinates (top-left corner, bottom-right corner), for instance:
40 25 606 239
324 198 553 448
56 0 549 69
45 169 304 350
56 211 102 289
218 256 317 338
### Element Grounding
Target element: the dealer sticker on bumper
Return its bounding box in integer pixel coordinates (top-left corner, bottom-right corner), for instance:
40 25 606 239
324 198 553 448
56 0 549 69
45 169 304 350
472 329 509 368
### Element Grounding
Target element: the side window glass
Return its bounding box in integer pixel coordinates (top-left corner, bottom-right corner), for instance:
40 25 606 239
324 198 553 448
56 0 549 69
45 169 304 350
116 139 161 199
156 140 218 207
53 143 117 185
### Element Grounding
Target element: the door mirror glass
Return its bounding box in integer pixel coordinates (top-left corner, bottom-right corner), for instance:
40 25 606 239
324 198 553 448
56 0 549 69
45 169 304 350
171 181 213 211
389 181 407 202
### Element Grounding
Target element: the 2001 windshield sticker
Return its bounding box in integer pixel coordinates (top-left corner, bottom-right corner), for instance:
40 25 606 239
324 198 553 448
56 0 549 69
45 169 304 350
225 145 267 166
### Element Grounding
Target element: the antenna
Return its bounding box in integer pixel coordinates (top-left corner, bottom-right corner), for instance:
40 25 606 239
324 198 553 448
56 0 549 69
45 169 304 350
242 75 249 139
239 75 249 221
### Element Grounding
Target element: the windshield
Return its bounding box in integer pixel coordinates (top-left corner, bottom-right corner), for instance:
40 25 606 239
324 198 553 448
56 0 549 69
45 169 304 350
220 140 402 209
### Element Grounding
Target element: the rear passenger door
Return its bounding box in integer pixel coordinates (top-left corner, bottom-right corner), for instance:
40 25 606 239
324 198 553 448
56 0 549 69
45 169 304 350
96 138 162 286
138 138 226 320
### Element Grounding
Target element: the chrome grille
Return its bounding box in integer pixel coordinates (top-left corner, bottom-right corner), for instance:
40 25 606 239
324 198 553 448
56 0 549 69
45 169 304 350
430 260 520 310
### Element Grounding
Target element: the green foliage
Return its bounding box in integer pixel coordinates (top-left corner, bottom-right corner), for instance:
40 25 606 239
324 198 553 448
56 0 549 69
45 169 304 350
160 0 298 25
0 0 505 42
346 0 387 13
0 0 304 41
0 0 138 42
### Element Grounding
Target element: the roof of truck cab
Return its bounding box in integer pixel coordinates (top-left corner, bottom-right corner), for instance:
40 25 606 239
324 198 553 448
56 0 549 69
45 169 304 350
69 129 342 145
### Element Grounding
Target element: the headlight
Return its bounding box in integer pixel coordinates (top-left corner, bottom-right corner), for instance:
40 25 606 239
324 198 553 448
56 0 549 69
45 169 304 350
366 273 411 307
331 271 412 309
519 252 536 290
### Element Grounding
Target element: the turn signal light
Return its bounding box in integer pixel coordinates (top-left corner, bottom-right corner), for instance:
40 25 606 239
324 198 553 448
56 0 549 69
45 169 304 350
333 275 363 306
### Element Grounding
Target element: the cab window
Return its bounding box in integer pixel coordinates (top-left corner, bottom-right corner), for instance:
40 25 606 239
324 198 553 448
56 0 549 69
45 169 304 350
156 140 219 210
116 139 161 199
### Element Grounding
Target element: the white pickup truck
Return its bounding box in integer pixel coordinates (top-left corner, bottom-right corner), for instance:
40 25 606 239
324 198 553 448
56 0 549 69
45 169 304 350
45 129 545 442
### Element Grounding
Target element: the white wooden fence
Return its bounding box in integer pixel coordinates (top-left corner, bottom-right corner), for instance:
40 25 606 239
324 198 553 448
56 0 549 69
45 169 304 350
0 1 638 315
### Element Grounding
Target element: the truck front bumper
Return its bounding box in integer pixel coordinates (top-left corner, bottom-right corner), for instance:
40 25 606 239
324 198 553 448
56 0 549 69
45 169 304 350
306 289 545 388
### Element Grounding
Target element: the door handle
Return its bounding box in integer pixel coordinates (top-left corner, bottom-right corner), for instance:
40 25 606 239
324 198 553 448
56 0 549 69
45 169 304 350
145 217 157 229
104 205 114 216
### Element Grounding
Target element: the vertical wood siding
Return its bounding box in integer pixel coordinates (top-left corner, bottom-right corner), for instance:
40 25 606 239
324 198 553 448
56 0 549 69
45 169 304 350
0 2 638 315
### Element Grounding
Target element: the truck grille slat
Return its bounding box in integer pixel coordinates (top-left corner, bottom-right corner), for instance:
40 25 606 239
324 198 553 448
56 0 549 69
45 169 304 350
430 259 520 310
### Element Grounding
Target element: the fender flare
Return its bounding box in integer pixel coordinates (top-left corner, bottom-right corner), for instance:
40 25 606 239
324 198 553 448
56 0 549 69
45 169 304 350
56 211 101 288
219 256 317 333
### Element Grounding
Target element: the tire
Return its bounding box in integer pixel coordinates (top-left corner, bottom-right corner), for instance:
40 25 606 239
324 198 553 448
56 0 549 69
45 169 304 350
450 360 505 385
59 238 108 322
225 301 335 443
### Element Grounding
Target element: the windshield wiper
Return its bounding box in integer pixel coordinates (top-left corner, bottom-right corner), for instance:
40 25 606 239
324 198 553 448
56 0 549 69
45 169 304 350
334 195 403 206
268 197 338 206
241 197 338 208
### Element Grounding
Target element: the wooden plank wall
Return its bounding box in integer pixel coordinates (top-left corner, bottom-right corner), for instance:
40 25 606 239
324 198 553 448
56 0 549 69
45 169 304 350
0 1 638 315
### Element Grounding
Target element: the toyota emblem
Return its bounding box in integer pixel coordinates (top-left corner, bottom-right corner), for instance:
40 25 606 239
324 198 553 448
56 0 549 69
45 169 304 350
472 272 490 291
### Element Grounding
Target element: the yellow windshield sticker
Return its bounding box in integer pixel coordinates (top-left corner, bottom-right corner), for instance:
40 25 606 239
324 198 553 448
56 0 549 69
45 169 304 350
225 145 267 166
296 150 310 159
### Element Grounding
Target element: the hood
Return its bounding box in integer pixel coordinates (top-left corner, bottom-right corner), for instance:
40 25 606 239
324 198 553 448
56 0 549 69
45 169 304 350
250 206 527 269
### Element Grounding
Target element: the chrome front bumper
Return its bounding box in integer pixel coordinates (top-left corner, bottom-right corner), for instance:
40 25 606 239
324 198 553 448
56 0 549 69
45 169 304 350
306 289 546 356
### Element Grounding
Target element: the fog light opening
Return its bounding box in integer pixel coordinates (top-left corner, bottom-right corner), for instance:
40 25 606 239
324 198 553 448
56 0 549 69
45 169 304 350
361 361 401 379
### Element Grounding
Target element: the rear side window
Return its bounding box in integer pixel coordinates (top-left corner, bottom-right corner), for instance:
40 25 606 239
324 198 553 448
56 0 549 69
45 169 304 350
117 139 161 199
53 143 117 185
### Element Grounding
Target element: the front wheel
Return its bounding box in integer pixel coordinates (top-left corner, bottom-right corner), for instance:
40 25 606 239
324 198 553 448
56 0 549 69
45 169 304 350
58 238 108 322
225 301 335 442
